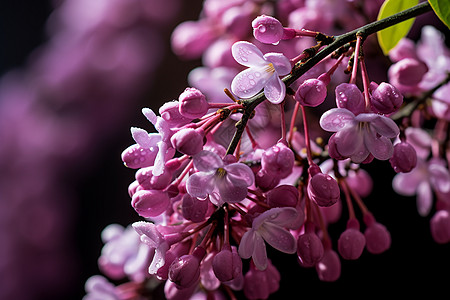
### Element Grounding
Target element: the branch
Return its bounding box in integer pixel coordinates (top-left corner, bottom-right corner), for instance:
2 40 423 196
225 1 433 155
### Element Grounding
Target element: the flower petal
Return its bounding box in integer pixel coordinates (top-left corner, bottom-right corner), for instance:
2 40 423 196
392 167 424 195
218 178 249 203
231 66 271 99
231 41 266 67
225 163 255 187
238 229 257 259
264 53 291 75
368 115 399 138
259 223 297 254
131 128 161 148
429 163 450 194
186 172 215 199
264 75 286 104
364 126 393 160
334 126 363 157
149 243 169 274
319 108 356 132
132 221 163 248
193 150 223 172
251 233 268 270
417 181 433 216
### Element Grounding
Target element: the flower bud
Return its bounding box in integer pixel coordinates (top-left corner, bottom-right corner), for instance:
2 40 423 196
345 169 373 198
131 189 169 218
182 194 209 223
363 213 391 254
136 166 172 190
389 58 428 87
121 143 157 169
252 15 284 44
338 219 366 260
389 142 417 173
170 128 204 156
178 87 209 119
297 222 324 267
261 141 295 179
430 210 450 244
159 101 193 127
370 82 403 114
295 78 327 107
171 20 216 59
389 38 418 62
316 248 341 282
168 247 206 289
255 169 280 191
212 244 242 282
335 83 365 115
266 184 298 208
307 165 340 207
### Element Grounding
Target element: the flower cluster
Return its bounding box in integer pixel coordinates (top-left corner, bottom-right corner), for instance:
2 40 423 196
84 1 450 299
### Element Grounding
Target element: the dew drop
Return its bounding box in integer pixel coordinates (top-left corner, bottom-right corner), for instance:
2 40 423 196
258 25 267 33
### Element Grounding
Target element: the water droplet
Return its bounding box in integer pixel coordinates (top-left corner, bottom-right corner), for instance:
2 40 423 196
250 79 256 86
259 25 267 33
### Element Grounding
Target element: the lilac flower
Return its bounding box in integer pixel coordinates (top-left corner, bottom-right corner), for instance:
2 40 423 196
83 275 120 300
231 41 291 104
393 158 450 216
238 207 299 270
320 108 399 163
186 150 255 206
132 221 184 274
131 108 175 176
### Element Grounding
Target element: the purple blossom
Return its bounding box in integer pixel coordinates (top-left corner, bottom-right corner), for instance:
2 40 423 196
83 275 120 300
238 207 300 270
231 41 291 104
392 158 450 216
186 150 255 206
320 108 399 163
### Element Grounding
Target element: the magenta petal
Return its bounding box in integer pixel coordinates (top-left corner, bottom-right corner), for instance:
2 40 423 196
392 169 423 196
257 207 299 229
251 233 268 270
368 115 399 138
142 107 158 125
429 163 450 194
319 108 356 132
225 163 255 187
259 223 297 254
132 222 163 248
238 230 257 259
417 181 432 216
186 172 215 199
364 126 393 160
334 126 362 157
193 150 223 172
264 75 286 104
264 53 291 75
231 41 266 67
218 179 249 203
231 66 271 99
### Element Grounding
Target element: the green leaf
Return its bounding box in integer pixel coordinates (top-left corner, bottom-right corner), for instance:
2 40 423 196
376 0 419 55
428 0 450 29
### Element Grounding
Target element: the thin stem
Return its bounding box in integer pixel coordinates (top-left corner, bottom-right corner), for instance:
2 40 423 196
280 102 287 142
360 57 372 111
340 179 356 220
225 1 432 156
300 105 314 165
349 36 362 84
288 101 300 145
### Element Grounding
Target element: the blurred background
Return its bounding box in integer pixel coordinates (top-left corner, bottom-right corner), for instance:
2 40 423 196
1 1 449 299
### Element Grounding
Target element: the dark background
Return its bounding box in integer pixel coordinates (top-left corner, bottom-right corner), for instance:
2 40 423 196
1 1 449 299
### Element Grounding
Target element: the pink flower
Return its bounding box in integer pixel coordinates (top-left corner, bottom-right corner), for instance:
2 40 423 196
320 108 399 163
231 41 291 104
186 150 255 205
393 158 450 216
132 221 183 274
238 207 300 270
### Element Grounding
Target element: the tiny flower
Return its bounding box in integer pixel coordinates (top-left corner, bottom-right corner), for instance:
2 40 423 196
121 143 158 169
238 207 299 270
159 100 193 127
316 247 341 282
83 275 120 300
393 158 450 216
307 164 340 207
295 77 328 107
169 247 206 289
132 221 184 274
231 41 291 104
131 189 170 218
186 150 254 205
320 108 399 163
243 260 280 300
212 244 243 282
297 221 324 267
170 127 205 156
266 184 299 208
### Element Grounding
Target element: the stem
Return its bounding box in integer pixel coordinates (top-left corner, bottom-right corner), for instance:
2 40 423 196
300 105 314 165
349 35 362 84
360 57 371 111
225 1 432 156
288 102 300 145
280 102 287 142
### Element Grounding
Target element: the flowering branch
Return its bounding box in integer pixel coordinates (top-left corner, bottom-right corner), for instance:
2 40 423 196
226 1 432 156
